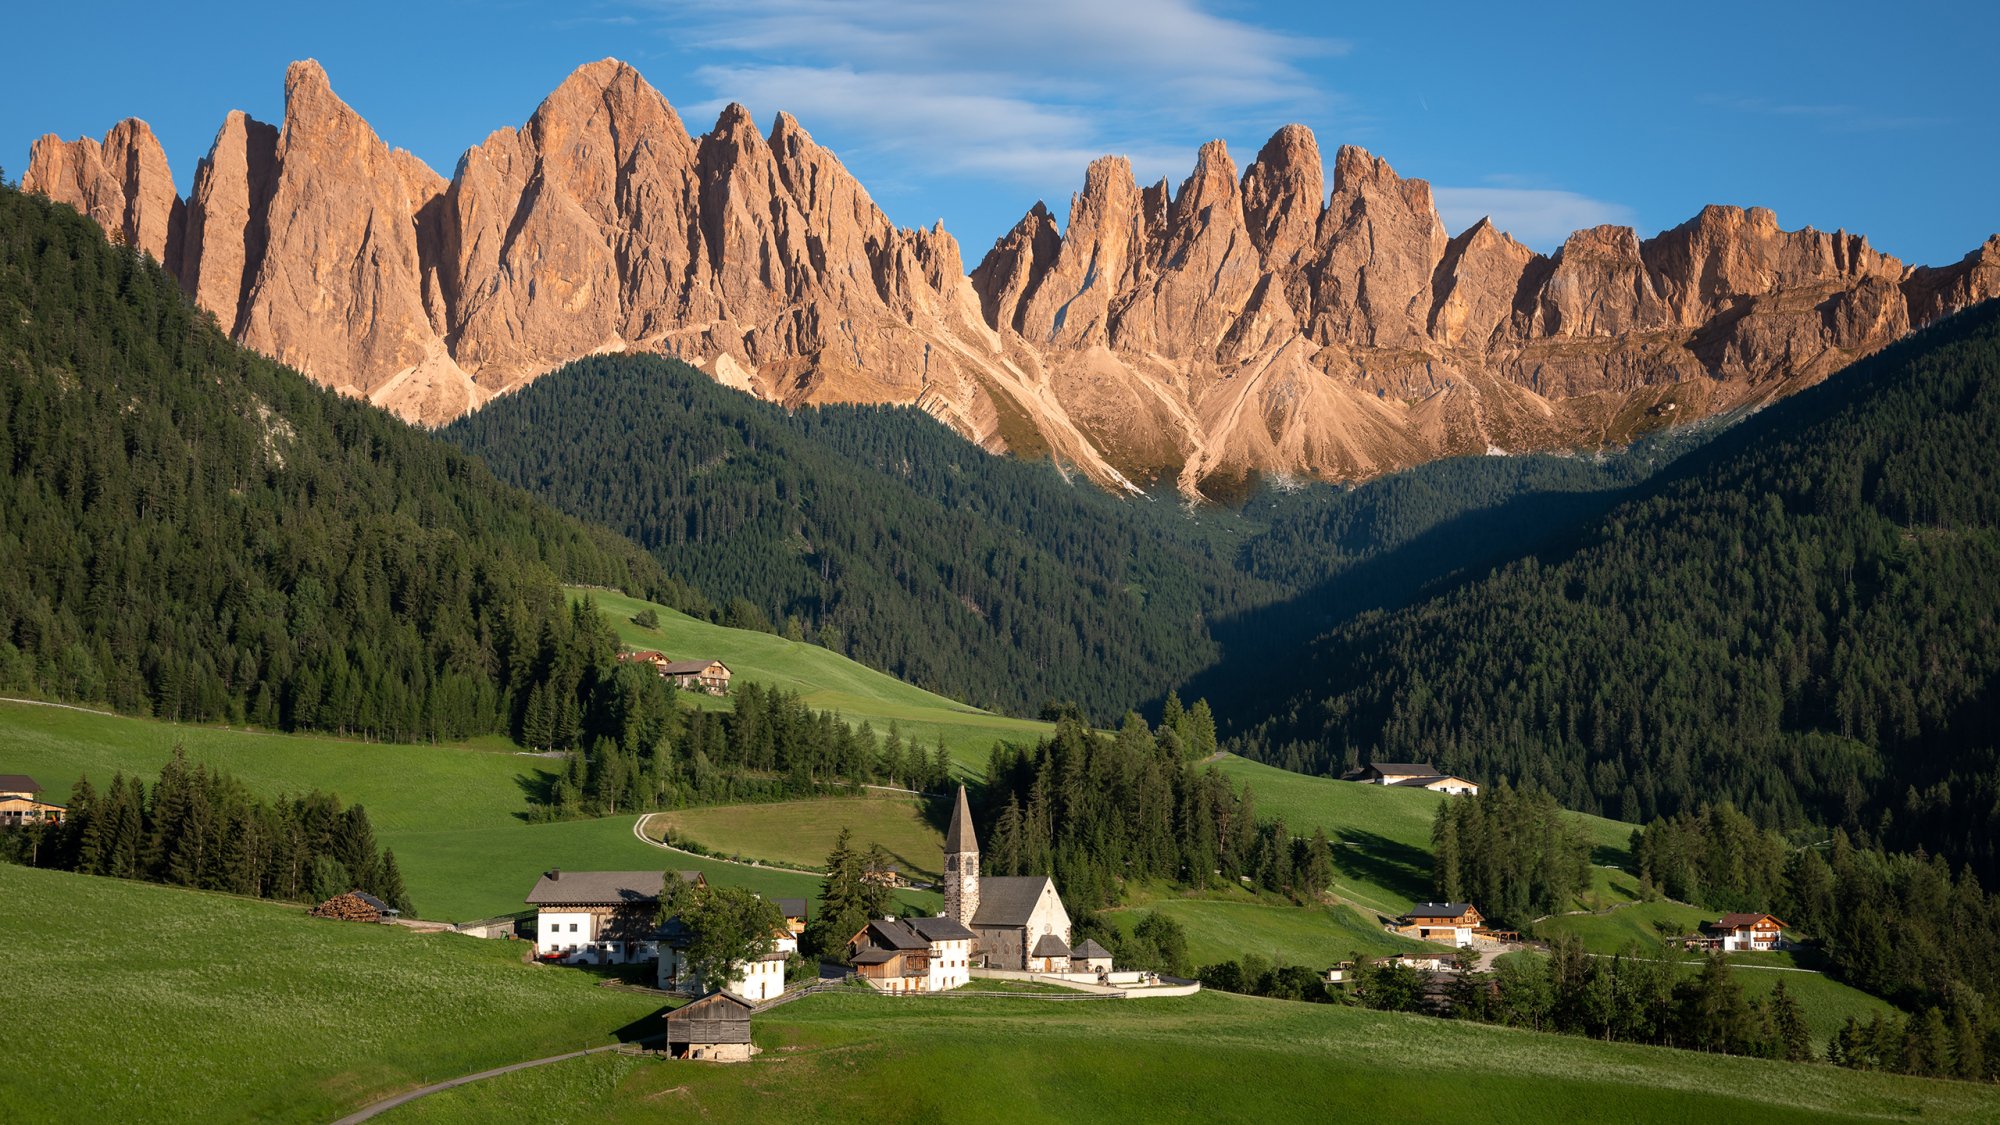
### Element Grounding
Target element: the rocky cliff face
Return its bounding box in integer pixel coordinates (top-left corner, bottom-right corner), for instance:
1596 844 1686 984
24 59 2000 494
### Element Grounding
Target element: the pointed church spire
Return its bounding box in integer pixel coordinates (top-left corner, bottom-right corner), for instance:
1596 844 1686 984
945 783 977 854
943 783 980 928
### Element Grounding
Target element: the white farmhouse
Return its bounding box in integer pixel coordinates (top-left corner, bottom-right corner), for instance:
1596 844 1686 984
524 869 704 964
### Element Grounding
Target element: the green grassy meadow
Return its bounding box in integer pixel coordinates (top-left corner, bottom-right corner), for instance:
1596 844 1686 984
646 792 946 880
0 700 865 921
576 588 1056 771
1103 890 1439 968
0 864 664 1122
1211 752 1639 913
378 989 2000 1125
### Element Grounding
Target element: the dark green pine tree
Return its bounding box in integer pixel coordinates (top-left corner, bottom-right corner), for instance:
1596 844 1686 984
374 849 414 916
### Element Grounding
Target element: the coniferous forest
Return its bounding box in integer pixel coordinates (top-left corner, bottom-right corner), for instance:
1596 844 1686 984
0 188 702 744
441 353 1684 721
1237 302 2000 884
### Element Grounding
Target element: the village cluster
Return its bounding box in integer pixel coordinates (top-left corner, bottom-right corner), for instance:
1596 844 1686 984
521 785 1183 1058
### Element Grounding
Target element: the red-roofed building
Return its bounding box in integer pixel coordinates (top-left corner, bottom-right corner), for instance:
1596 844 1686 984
1690 913 1789 952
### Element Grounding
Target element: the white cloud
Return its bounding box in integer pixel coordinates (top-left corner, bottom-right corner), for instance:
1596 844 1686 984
625 0 1340 198
1433 186 1637 252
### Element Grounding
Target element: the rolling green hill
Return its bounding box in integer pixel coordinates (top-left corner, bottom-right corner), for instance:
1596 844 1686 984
0 864 663 1122
577 587 1053 770
644 794 944 880
1211 752 1638 914
0 699 901 921
380 989 1999 1124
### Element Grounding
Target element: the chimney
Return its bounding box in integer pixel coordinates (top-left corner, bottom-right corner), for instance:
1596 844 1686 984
548 869 561 881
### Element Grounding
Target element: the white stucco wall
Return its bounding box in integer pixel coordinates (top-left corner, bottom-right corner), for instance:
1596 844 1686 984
536 910 594 956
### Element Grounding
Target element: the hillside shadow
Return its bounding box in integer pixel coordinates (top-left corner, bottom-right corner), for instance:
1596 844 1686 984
1329 828 1433 905
511 768 561 821
611 1004 674 1045
1164 484 1646 731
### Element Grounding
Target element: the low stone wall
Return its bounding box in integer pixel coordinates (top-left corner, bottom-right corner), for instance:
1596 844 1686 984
969 968 1200 999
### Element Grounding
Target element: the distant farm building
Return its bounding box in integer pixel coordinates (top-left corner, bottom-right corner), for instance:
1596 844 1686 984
525 868 706 964
664 990 755 1061
1349 762 1479 795
659 659 732 695
0 774 65 827
1395 903 1492 946
615 652 733 695
1685 913 1790 952
775 898 809 936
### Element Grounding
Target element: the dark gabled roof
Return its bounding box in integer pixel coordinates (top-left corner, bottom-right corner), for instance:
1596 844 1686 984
1404 902 1477 920
667 989 754 1020
1030 933 1071 958
0 774 42 793
349 890 396 914
851 948 900 966
1071 938 1112 960
775 898 809 920
972 876 1054 928
867 919 928 950
909 915 976 943
525 869 701 906
1366 762 1438 776
944 784 976 853
659 659 727 675
1712 913 1786 930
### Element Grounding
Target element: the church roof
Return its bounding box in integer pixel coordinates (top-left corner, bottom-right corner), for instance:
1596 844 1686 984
972 876 1054 928
1031 933 1072 958
1072 938 1112 960
945 784 977 853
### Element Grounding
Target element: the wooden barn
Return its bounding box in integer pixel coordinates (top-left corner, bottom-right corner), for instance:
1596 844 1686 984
664 990 755 1061
657 659 732 695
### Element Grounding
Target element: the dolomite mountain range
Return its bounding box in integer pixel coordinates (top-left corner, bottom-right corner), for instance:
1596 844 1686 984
24 58 2000 494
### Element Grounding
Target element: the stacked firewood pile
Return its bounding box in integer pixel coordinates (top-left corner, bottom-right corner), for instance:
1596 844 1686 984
310 893 382 922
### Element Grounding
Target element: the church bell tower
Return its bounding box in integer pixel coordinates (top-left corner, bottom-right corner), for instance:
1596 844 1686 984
944 784 980 926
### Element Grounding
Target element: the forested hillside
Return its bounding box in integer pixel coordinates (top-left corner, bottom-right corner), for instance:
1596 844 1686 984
445 355 1683 719
0 186 699 742
1239 299 2000 880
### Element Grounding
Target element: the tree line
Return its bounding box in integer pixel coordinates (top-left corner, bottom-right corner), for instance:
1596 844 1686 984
974 712 1333 910
3 748 411 914
525 678 954 821
1431 780 1591 927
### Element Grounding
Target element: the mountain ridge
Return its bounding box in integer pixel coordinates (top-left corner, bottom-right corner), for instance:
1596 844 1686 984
24 58 2000 493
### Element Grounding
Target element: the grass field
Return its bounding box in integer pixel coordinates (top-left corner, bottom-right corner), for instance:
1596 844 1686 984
1210 753 1640 913
1103 889 1439 969
0 864 664 1122
378 988 2000 1124
0 700 917 921
645 792 946 880
576 588 1056 772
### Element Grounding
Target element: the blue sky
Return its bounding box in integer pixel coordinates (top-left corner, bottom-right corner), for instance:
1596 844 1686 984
5 1 1994 263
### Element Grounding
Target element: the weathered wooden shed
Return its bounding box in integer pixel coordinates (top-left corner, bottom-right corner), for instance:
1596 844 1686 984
664 990 755 1061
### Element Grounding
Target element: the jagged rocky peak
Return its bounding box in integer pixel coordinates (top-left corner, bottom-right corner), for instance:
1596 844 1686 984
1430 217 1538 348
1240 123 1323 263
18 57 2000 490
24 117 181 265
